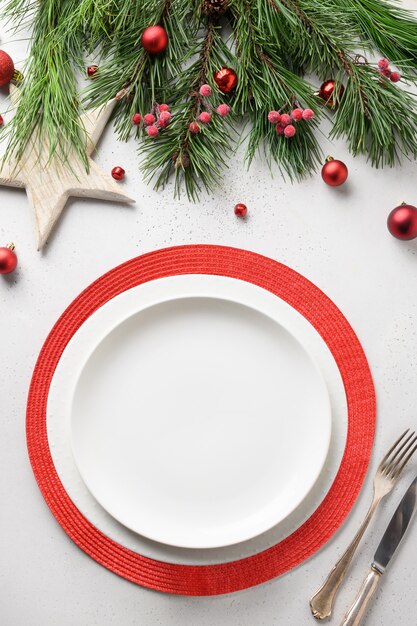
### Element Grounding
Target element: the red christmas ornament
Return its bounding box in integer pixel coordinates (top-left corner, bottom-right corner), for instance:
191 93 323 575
0 50 15 87
387 203 417 240
213 67 238 94
0 114 3 126
87 65 98 78
318 80 345 107
141 25 169 54
321 156 348 186
0 243 17 274
234 203 248 218
111 166 125 180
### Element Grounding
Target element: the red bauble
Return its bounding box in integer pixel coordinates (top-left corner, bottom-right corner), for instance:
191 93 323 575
87 65 98 78
0 114 3 126
234 203 248 218
321 157 348 186
318 80 345 107
111 166 125 180
141 25 169 54
0 243 17 274
387 203 417 240
0 50 15 87
213 67 238 94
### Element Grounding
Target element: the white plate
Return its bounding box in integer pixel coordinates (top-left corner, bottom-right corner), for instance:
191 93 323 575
64 276 332 549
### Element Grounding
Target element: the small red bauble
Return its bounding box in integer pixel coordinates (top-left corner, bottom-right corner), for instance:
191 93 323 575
0 115 3 126
111 166 125 180
0 50 15 87
0 243 17 274
387 203 417 240
87 65 98 78
213 67 238 94
141 25 169 54
321 156 348 186
318 80 345 107
234 203 247 218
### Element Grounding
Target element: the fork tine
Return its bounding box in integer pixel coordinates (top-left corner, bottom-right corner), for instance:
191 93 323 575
392 442 417 480
379 429 411 470
385 432 417 475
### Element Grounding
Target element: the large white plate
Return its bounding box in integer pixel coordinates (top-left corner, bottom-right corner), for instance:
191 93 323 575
58 275 331 549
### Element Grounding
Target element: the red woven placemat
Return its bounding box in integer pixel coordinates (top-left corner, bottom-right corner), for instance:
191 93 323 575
27 245 376 595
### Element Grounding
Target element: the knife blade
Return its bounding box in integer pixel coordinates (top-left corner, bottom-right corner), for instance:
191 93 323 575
341 475 417 626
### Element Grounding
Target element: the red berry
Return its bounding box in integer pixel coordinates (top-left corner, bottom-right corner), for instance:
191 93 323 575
132 113 141 125
268 111 281 124
291 108 303 121
216 104 230 117
197 111 211 124
199 84 212 97
378 58 390 70
302 108 314 121
0 115 3 126
390 71 401 83
189 121 200 134
280 113 291 126
111 166 125 180
381 68 392 78
284 124 296 138
234 203 248 218
158 111 172 127
143 113 156 126
159 103 170 112
0 50 15 87
275 123 286 135
146 125 159 137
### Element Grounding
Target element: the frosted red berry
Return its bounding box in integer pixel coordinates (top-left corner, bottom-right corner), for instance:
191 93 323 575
280 113 291 126
197 111 211 124
189 121 200 134
268 111 281 124
378 58 390 70
111 166 125 180
216 104 230 117
284 124 296 138
390 71 401 82
132 113 141 125
291 108 303 121
199 84 212 97
302 108 314 121
159 103 170 112
381 68 392 78
234 203 248 218
275 123 286 135
158 111 172 127
146 125 159 137
143 113 156 126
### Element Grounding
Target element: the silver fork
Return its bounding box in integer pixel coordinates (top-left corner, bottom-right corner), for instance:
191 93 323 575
310 429 417 620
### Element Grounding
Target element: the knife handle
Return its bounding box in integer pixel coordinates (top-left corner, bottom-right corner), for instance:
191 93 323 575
340 567 382 626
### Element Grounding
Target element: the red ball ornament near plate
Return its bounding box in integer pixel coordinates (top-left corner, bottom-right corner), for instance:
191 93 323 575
387 203 417 240
141 25 169 54
321 156 348 186
111 166 125 181
213 67 238 94
0 243 17 274
319 80 345 107
0 50 15 87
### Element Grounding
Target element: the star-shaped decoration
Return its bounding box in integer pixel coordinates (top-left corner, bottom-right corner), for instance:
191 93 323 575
0 85 135 249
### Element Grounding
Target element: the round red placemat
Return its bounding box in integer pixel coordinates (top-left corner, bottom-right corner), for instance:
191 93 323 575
27 245 376 595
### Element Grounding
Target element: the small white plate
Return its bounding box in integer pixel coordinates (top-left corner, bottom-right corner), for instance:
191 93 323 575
67 277 332 549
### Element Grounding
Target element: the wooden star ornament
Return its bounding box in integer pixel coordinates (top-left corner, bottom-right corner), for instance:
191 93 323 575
0 85 135 249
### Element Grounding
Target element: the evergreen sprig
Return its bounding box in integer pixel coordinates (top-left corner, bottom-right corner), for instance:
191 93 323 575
2 0 417 199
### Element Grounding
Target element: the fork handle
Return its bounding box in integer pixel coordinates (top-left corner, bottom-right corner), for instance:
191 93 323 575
310 496 381 620
340 567 382 626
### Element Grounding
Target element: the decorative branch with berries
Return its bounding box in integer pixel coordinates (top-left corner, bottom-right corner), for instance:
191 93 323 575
2 0 417 199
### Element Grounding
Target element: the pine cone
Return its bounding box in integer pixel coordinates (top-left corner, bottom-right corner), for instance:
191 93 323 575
202 0 228 16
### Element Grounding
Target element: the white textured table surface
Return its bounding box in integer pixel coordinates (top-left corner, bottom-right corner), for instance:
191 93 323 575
1 7 417 625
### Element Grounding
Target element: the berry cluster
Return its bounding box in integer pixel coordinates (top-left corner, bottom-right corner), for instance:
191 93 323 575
188 84 230 134
377 58 401 83
267 107 314 138
131 103 172 138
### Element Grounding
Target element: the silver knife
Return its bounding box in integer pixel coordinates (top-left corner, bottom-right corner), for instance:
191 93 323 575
341 475 417 626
